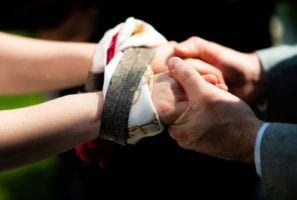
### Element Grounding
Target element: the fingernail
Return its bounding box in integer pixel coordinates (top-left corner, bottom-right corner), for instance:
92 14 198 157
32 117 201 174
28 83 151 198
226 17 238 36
169 57 182 71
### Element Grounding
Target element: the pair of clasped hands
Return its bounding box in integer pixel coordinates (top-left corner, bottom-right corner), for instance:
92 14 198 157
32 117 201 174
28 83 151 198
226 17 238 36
152 37 263 163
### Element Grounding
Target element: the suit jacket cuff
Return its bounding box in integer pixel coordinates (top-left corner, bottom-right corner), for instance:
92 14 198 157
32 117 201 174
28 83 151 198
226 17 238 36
255 122 270 177
256 45 297 72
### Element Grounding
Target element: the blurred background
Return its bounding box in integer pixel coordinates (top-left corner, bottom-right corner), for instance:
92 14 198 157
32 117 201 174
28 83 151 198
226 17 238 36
0 0 297 199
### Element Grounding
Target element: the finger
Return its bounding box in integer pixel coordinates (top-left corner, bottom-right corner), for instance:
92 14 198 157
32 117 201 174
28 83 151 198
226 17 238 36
174 36 224 66
217 83 228 91
185 58 225 84
175 37 202 57
202 74 219 85
202 75 229 91
168 57 202 103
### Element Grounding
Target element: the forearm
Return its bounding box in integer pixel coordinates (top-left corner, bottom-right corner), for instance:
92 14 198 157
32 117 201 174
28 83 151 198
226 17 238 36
0 32 96 94
0 92 102 171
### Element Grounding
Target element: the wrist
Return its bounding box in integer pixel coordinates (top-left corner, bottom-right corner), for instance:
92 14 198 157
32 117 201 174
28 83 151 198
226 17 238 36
242 53 267 105
241 117 264 163
68 92 103 140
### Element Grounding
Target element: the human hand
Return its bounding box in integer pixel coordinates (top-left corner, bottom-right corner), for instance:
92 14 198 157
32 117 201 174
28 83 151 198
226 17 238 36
152 72 187 125
151 41 228 93
150 41 177 74
152 69 226 125
174 37 266 105
167 57 263 162
151 41 226 87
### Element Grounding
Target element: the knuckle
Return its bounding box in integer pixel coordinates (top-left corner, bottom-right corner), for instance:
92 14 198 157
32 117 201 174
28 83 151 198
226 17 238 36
190 36 203 46
189 36 201 42
168 40 178 46
177 141 188 149
177 141 193 151
180 68 194 81
168 127 183 141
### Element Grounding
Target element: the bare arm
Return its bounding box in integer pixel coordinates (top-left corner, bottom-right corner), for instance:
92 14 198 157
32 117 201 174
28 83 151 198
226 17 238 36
0 92 102 171
0 66 189 171
0 32 96 95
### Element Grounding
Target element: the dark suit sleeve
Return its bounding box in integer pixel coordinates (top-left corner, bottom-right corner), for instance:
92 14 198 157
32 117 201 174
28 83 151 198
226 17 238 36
257 45 297 122
257 45 297 72
257 46 297 199
260 123 297 200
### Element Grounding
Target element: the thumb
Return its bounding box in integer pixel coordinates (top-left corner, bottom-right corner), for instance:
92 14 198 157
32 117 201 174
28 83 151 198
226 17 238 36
168 57 202 103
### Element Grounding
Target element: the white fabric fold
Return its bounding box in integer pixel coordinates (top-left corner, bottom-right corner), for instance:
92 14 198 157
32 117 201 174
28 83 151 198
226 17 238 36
92 17 167 144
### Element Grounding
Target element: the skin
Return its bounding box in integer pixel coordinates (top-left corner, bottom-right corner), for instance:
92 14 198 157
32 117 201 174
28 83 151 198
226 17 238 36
0 32 95 94
174 36 266 105
0 92 102 171
0 71 188 171
0 33 224 171
0 33 189 171
151 41 228 91
167 57 263 163
166 36 269 163
0 33 225 95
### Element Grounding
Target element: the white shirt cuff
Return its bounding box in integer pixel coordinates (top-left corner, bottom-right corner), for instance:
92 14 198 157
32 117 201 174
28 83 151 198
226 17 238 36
254 122 270 177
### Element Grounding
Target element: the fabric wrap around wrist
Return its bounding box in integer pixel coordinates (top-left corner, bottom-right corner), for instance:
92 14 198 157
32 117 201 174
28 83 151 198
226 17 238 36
99 47 155 145
84 72 104 92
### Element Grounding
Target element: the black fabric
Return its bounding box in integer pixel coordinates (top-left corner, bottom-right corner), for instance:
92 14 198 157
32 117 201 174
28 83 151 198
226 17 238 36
0 0 102 30
75 133 262 199
261 123 297 200
84 72 104 92
0 0 275 199
97 0 274 51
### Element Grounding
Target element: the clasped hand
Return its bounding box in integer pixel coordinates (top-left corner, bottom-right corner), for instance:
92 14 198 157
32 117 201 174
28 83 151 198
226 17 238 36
152 38 264 163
